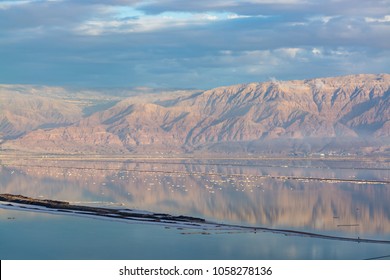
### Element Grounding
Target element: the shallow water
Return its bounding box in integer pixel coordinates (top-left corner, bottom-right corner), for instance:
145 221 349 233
1 157 389 259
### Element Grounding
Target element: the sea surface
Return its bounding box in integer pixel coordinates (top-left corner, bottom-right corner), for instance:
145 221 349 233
1 156 390 260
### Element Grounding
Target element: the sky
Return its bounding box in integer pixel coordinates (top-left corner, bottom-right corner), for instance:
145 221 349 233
0 0 389 89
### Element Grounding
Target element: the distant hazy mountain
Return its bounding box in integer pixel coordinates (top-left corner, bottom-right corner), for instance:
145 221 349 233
1 74 389 155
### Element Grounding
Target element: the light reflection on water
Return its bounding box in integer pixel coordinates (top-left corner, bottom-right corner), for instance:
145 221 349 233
1 208 390 260
0 158 390 259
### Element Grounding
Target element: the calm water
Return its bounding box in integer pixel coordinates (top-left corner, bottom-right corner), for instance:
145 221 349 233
1 157 390 259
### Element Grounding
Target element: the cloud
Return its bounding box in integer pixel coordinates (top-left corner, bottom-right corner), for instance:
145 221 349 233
137 0 390 18
312 48 322 55
0 0 389 88
276 48 302 58
365 15 390 23
72 12 247 35
0 1 102 30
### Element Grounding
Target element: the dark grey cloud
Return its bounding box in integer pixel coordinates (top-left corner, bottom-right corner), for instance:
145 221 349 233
0 1 93 29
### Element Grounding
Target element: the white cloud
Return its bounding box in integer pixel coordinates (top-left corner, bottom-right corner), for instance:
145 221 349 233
288 22 307 26
220 50 233 55
308 15 339 24
72 11 267 35
365 15 390 23
227 13 251 19
73 14 203 35
329 48 353 56
248 0 306 3
202 14 218 21
277 48 302 58
312 48 322 55
0 0 32 10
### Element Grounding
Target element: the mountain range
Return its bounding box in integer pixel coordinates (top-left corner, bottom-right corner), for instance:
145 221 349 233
1 74 389 156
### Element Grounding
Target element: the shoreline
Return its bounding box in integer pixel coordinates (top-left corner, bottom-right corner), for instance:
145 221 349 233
1 151 389 161
1 194 390 245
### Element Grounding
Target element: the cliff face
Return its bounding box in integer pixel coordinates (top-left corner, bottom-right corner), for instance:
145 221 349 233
2 74 390 155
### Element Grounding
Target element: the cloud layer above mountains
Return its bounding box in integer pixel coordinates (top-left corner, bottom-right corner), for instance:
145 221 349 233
1 0 389 88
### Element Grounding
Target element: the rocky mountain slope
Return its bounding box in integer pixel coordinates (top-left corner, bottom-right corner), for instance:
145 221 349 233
0 86 83 139
1 74 389 155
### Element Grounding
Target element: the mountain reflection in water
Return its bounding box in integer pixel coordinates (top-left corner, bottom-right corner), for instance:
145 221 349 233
1 158 389 237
